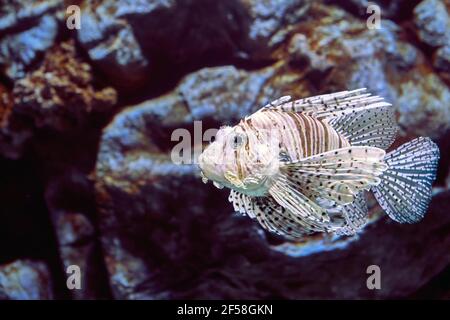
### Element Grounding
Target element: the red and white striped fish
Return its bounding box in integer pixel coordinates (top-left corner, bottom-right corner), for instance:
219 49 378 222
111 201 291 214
198 89 440 238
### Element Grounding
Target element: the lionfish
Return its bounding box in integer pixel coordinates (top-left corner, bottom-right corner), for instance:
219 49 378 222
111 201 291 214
198 89 440 238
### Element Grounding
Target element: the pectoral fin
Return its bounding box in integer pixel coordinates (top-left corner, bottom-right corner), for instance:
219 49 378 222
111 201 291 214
280 146 387 205
268 175 330 228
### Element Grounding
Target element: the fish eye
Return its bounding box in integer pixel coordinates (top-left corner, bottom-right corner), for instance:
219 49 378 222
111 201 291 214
232 134 244 149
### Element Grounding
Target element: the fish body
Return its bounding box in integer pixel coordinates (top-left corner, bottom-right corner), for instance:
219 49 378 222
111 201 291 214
198 89 440 238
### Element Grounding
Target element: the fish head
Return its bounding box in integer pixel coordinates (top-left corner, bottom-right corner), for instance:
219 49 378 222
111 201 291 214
198 122 281 195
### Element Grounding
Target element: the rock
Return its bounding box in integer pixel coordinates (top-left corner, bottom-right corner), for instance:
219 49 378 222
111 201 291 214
0 15 58 80
77 0 250 87
0 0 62 80
434 45 450 71
434 45 450 82
278 4 450 139
44 171 110 300
241 0 311 56
94 64 275 298
91 62 284 129
325 0 421 20
0 84 32 159
12 40 117 132
95 59 450 298
254 191 450 299
396 74 450 137
125 0 250 62
0 0 61 31
76 0 312 88
95 93 204 298
77 1 150 88
95 89 450 298
287 33 333 73
1 0 449 301
0 260 53 300
179 66 276 123
51 210 102 300
413 0 450 48
54 213 94 247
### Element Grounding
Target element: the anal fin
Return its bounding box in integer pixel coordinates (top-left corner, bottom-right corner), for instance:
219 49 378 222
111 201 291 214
334 192 368 235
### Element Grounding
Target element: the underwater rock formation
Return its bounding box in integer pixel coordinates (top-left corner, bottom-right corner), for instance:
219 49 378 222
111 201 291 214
0 0 449 300
95 62 450 299
13 40 117 132
0 40 117 161
0 260 53 300
75 0 313 89
325 0 421 20
0 84 32 159
95 94 450 298
76 1 150 88
434 45 450 75
414 0 450 48
44 171 109 300
241 0 312 58
0 0 62 80
279 3 450 139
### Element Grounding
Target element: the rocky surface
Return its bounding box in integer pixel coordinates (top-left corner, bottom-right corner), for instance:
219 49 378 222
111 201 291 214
44 171 110 300
0 83 32 159
0 0 450 299
94 62 450 299
414 0 450 48
0 260 53 300
325 0 422 20
280 3 450 138
0 0 62 80
434 45 450 76
13 40 117 132
0 40 117 160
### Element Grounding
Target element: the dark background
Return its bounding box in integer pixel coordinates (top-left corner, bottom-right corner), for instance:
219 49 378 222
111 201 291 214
0 0 450 299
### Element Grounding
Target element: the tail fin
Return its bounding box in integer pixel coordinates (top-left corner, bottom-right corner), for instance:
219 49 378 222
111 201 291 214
372 137 440 223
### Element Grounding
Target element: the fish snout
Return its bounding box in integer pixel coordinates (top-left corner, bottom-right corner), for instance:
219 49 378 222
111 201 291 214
198 152 205 168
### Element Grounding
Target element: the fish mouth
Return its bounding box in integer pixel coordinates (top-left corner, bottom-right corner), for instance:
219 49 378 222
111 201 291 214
200 170 209 184
198 153 209 184
200 170 226 189
198 151 227 189
213 181 224 189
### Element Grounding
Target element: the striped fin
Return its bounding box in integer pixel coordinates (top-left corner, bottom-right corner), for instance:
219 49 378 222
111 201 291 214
228 190 316 237
334 192 368 235
252 197 312 238
328 104 398 150
262 95 292 108
228 190 255 218
269 175 330 228
282 146 387 205
272 88 392 122
372 137 440 223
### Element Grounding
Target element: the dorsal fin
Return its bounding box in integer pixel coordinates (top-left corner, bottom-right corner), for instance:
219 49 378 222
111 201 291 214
268 88 398 149
328 104 398 150
270 88 391 121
